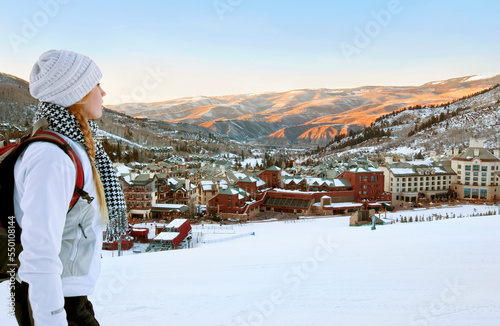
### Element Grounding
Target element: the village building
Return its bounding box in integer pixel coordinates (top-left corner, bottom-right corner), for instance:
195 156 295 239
120 173 158 219
150 203 189 220
259 165 282 189
147 219 192 251
378 161 456 206
206 187 249 215
163 177 197 206
337 166 389 202
450 139 500 201
197 180 220 206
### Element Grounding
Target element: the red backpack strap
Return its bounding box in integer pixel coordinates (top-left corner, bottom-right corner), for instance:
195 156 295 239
23 130 94 211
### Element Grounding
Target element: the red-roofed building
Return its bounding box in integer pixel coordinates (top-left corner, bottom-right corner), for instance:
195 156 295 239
259 165 282 189
207 187 247 215
338 166 388 202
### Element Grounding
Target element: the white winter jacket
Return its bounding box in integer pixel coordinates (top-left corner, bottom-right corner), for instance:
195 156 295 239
14 131 103 325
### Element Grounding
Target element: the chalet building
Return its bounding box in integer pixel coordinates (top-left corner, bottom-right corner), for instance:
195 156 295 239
207 187 249 215
150 204 189 220
259 165 282 189
283 176 353 192
120 174 158 219
156 173 170 204
235 176 266 200
338 166 387 202
378 161 456 205
450 139 500 201
148 218 192 251
197 180 220 206
164 177 197 206
282 176 307 191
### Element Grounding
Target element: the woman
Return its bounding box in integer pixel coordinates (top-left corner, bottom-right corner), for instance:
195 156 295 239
13 50 128 325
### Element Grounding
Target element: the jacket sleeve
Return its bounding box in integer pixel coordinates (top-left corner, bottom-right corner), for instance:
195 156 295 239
14 142 76 325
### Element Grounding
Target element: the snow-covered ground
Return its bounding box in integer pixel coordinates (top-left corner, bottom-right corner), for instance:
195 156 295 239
1 205 499 325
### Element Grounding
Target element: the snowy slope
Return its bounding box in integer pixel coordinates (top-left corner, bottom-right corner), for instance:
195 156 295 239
1 205 499 326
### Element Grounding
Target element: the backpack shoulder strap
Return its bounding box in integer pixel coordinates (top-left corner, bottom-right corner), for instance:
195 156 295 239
22 130 94 211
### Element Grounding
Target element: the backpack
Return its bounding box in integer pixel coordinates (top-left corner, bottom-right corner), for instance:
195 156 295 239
0 118 93 282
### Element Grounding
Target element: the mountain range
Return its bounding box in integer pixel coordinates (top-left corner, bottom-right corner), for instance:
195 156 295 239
311 84 500 162
109 74 500 146
2 72 499 149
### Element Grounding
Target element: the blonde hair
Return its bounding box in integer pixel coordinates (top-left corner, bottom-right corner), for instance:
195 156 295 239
68 93 109 225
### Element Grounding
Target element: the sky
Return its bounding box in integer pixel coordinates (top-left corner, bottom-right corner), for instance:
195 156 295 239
1 0 499 105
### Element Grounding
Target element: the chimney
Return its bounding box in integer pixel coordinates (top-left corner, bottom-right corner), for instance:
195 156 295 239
474 149 480 157
469 138 484 148
445 149 452 156
385 157 393 164
494 150 500 158
453 148 459 156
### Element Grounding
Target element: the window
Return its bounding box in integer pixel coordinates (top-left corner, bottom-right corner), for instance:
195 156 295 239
473 172 479 176
480 189 487 199
473 165 480 171
465 165 471 170
481 166 487 171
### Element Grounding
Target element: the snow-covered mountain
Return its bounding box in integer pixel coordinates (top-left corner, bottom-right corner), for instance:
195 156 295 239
314 85 500 160
109 74 500 145
0 72 242 158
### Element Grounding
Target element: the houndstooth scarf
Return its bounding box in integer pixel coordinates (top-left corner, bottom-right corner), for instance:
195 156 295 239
35 102 127 241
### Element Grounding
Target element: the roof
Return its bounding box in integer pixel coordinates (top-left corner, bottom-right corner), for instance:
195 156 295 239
384 162 456 176
452 147 500 162
347 166 382 173
167 218 188 228
266 165 282 171
154 232 180 241
151 204 188 213
132 174 154 185
219 188 240 195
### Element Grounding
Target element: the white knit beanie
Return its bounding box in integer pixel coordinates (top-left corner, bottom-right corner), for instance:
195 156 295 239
29 49 102 107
